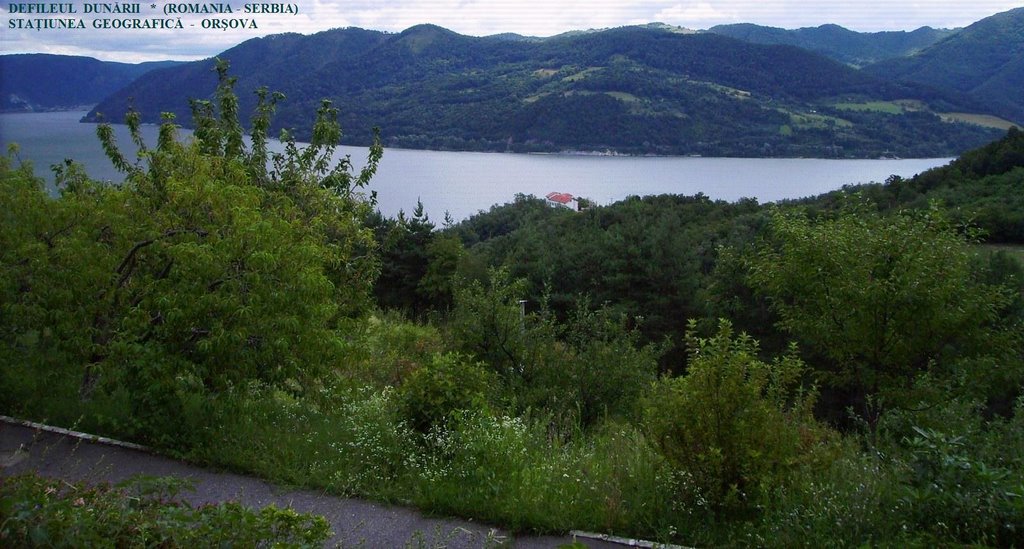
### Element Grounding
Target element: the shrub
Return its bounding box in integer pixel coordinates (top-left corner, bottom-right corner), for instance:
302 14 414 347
897 424 1024 545
447 267 529 377
346 313 444 387
881 394 1024 546
398 352 498 433
643 320 836 513
0 65 381 449
522 303 660 429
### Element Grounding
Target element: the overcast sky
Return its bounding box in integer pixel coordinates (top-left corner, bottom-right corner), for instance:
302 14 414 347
2 1 1020 63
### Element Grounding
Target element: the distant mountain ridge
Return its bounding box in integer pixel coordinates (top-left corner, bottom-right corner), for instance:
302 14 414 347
0 54 182 112
81 21 1006 158
863 7 1024 124
707 23 955 66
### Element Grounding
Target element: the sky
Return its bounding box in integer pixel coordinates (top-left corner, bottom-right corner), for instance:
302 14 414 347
1 1 1021 63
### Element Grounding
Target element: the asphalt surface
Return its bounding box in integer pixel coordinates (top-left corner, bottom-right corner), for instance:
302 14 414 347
0 420 629 548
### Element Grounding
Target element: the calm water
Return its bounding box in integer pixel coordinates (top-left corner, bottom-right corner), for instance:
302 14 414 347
1 111 953 222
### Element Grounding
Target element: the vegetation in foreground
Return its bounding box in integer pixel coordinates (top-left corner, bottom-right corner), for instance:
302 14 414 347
1 67 1023 546
0 474 331 547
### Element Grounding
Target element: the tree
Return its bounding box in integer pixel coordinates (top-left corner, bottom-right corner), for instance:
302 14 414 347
745 201 1018 420
448 267 529 378
418 233 466 311
373 200 435 314
0 61 382 445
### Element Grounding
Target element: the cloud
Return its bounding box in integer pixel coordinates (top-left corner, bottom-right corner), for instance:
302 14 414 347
655 0 1023 31
654 2 738 26
332 0 658 36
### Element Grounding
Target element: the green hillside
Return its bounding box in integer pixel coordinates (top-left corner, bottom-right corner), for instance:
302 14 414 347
708 23 954 66
0 54 181 111
864 7 1024 124
84 24 1001 158
804 127 1024 242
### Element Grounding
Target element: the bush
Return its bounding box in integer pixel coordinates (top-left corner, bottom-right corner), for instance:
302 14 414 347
521 303 660 429
346 313 444 387
643 320 836 513
898 425 1024 545
448 271 660 431
398 352 498 433
447 267 529 377
874 394 1024 546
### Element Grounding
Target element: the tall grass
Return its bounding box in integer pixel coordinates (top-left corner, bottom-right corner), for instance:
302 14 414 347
5 316 1021 546
192 382 682 540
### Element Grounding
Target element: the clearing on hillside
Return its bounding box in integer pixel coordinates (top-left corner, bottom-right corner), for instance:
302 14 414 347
940 113 1020 131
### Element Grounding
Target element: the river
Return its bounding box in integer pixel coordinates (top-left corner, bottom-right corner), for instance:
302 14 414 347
0 110 952 222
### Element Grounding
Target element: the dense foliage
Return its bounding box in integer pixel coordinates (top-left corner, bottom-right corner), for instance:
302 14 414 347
0 63 382 446
746 204 1017 422
644 321 834 513
806 126 1024 242
2 74 1023 547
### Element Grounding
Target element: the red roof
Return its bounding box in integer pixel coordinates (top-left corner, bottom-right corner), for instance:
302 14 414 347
546 192 574 204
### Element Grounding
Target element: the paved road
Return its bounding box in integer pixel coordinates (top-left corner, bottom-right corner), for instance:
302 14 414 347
0 420 627 548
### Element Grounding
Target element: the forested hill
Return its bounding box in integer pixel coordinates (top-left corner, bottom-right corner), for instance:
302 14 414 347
85 24 1003 158
0 54 181 112
805 127 1024 242
436 128 1024 373
707 23 954 66
863 7 1024 124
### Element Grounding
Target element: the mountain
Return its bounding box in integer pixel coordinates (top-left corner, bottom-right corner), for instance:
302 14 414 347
864 8 1024 124
85 24 1002 158
485 32 541 42
707 23 954 66
0 54 182 112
